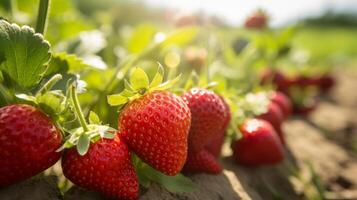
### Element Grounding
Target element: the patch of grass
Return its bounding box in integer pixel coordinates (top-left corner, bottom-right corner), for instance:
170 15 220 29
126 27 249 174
293 26 357 64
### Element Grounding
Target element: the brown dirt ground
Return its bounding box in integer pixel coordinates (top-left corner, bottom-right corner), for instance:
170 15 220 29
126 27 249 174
1 70 357 200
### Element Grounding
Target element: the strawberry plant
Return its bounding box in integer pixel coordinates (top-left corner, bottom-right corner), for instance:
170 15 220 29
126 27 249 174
0 0 343 199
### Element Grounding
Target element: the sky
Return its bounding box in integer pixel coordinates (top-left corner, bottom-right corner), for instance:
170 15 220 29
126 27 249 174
142 0 357 26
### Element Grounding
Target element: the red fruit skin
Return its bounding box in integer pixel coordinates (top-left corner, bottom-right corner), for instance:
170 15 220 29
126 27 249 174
293 103 317 116
244 13 267 29
270 91 292 119
232 119 284 166
291 75 316 88
205 96 231 158
260 70 292 94
205 130 225 158
120 91 191 176
62 134 138 200
257 102 285 144
0 104 62 187
183 149 222 174
182 88 227 153
316 75 335 92
257 102 283 129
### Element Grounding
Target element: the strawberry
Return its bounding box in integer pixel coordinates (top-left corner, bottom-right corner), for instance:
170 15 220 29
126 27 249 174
119 91 191 176
270 91 292 119
314 74 335 92
62 134 138 200
260 69 292 94
0 104 62 187
184 47 207 70
205 96 231 158
256 101 285 144
244 10 267 29
183 149 222 174
291 75 315 88
293 103 317 116
205 130 225 158
182 88 228 153
231 119 284 166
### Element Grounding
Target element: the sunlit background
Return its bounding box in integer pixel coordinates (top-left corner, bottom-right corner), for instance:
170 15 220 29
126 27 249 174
143 0 357 26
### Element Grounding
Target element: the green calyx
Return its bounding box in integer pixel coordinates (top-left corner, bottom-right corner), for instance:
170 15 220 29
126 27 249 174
58 83 116 156
14 74 75 124
107 63 181 108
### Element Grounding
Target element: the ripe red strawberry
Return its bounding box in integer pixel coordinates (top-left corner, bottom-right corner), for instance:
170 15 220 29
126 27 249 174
231 119 284 166
291 75 315 88
256 102 285 144
244 10 267 29
293 103 317 116
183 149 222 174
0 104 62 187
205 130 225 158
313 74 335 92
257 101 283 126
260 69 292 94
62 134 138 200
205 96 231 158
182 88 228 153
119 91 191 176
270 91 292 119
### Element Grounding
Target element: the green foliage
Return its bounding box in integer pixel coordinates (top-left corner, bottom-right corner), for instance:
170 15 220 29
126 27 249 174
135 157 197 193
0 20 51 90
127 24 157 54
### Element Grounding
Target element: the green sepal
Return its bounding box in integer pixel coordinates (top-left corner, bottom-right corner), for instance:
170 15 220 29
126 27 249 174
130 67 150 91
77 134 90 156
108 65 181 109
150 63 164 88
150 74 181 91
107 93 129 106
58 124 117 155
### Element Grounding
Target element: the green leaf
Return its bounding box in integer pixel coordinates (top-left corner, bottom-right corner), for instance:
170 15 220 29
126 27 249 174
0 20 51 89
160 27 199 47
128 24 156 54
46 52 89 76
130 67 150 90
77 134 90 156
160 174 197 193
36 91 66 116
140 163 197 193
89 111 101 124
15 94 37 102
150 63 164 88
124 79 134 91
107 94 129 106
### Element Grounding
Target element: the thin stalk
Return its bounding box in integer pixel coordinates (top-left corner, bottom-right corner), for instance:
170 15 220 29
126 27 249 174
9 0 18 18
70 85 89 132
35 0 51 35
0 84 13 104
36 74 62 95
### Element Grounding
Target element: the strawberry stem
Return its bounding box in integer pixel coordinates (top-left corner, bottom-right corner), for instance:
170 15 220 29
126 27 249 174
35 0 51 35
70 85 89 132
36 74 62 96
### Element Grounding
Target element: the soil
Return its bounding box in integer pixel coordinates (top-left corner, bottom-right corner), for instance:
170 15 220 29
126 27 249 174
1 70 357 200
